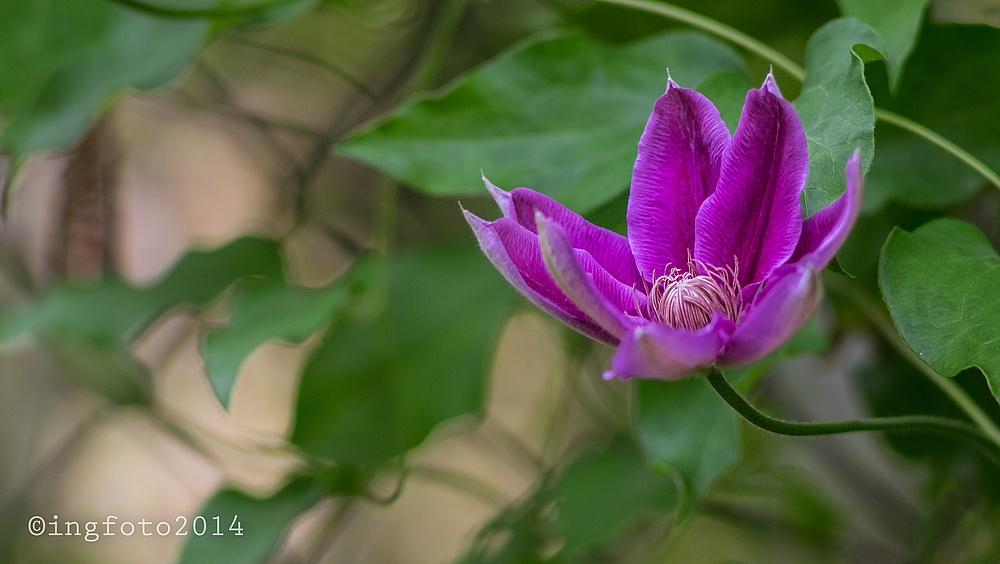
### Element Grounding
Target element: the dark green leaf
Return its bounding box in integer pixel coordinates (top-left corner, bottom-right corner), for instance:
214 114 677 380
864 25 1000 212
555 437 680 554
836 0 932 89
177 476 326 564
202 278 349 408
0 0 207 157
794 18 885 215
338 30 746 214
291 244 517 466
879 218 1000 399
636 376 739 511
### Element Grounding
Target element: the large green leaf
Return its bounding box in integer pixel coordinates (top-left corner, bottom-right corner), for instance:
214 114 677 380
864 25 1000 213
202 278 349 408
635 376 739 511
0 0 209 157
177 476 326 564
554 437 680 554
338 30 746 214
836 0 932 89
879 218 1000 399
794 18 885 215
291 244 517 467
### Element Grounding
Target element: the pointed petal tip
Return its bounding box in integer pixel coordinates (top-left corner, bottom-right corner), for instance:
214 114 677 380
481 173 513 215
761 72 784 99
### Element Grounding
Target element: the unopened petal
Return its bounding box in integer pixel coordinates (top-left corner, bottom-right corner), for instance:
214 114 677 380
790 150 864 269
627 79 730 280
718 264 821 366
609 314 734 380
537 212 639 340
465 209 618 344
694 74 808 287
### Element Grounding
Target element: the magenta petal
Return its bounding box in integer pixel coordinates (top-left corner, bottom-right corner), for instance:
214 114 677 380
464 210 618 345
627 79 730 280
609 314 734 380
790 150 864 269
694 74 808 286
482 177 640 286
719 264 821 366
483 173 516 218
536 212 639 340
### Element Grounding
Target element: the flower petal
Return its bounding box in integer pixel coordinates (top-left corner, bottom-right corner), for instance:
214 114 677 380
536 212 641 340
483 176 641 286
790 150 864 269
718 263 821 366
694 74 808 287
627 79 730 280
465 210 617 344
608 314 734 380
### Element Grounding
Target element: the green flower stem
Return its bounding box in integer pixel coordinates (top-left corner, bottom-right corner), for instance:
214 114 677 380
825 275 1000 449
104 0 301 19
876 108 1000 192
590 0 1000 194
705 367 1000 462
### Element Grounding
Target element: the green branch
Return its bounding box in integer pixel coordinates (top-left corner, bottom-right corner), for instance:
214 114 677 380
104 0 302 19
590 0 803 81
590 0 1000 194
705 367 1000 464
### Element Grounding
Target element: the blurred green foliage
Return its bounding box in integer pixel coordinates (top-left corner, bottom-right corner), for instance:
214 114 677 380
3 0 1000 562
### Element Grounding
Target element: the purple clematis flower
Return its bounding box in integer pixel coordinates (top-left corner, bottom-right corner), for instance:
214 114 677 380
464 74 863 380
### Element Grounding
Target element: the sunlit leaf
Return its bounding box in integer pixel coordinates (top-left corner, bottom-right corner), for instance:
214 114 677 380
338 30 746 214
880 218 1000 400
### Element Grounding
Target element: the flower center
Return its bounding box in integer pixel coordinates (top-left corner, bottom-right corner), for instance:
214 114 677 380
645 258 743 330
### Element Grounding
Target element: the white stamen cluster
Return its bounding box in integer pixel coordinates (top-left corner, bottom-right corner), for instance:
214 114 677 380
644 257 743 330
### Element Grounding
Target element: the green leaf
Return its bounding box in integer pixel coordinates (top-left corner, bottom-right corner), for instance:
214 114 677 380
202 278 349 408
635 376 739 512
864 25 1000 213
695 72 752 135
0 238 282 345
836 0 932 89
0 0 208 157
794 18 885 216
338 30 746 214
879 218 1000 400
555 437 680 554
0 237 281 404
291 244 517 467
177 476 326 564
